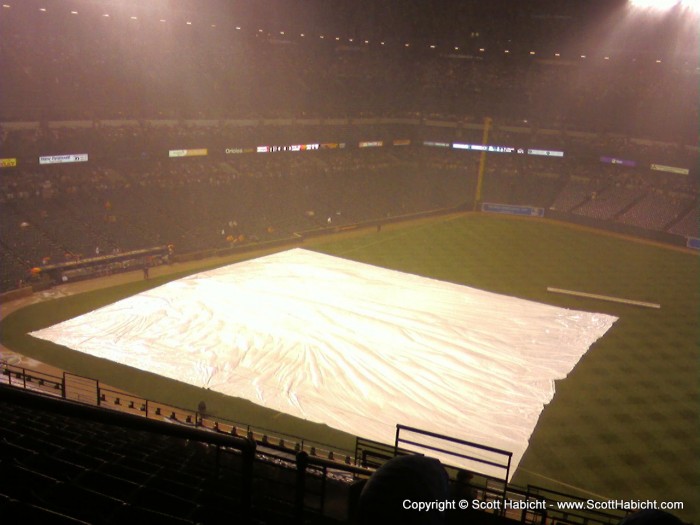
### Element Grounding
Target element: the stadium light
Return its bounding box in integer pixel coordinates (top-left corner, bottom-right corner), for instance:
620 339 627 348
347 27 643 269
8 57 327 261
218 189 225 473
630 0 700 10
630 0 679 9
39 7 46 11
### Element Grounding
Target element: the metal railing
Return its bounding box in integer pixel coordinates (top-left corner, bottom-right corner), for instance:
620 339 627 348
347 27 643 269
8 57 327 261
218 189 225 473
0 360 356 469
0 359 637 525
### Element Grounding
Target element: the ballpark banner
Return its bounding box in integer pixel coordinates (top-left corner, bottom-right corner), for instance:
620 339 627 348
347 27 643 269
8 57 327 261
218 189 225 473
39 153 88 165
0 158 17 168
600 156 636 167
453 143 516 153
650 164 689 175
256 144 320 153
528 148 564 158
168 149 208 158
482 202 545 217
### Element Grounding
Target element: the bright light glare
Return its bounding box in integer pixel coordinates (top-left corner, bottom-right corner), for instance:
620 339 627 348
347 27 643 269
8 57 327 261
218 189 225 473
631 0 678 8
630 0 700 10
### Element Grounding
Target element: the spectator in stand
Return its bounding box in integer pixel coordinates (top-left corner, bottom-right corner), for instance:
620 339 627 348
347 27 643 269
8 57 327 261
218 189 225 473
357 455 450 525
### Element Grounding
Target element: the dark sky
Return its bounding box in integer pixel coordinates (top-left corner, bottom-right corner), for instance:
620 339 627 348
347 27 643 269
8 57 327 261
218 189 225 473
200 0 690 54
7 0 697 58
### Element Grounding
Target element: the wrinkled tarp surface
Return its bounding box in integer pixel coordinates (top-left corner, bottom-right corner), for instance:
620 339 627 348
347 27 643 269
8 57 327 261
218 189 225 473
32 248 617 477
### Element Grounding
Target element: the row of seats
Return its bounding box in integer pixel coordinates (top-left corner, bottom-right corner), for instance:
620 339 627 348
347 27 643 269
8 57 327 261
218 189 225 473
0 147 695 293
0 384 355 524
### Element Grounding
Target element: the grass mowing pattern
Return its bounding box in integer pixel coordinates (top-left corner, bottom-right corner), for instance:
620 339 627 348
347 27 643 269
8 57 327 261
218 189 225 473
1 214 698 520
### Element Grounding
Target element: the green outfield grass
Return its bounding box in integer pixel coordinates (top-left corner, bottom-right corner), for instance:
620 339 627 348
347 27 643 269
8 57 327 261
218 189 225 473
2 213 698 521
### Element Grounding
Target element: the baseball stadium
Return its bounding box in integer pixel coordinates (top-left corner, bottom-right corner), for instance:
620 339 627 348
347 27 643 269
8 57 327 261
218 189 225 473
0 1 697 524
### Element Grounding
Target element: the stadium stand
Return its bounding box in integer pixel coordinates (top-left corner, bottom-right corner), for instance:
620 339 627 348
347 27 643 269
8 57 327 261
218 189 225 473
2 369 638 525
669 206 700 239
573 185 647 222
1 123 697 293
616 192 695 232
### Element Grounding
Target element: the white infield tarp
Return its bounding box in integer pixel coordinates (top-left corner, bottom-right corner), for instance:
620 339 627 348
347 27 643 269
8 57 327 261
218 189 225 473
31 248 617 478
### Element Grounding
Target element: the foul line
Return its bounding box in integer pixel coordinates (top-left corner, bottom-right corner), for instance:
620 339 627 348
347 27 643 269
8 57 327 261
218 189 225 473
516 467 615 501
547 287 660 309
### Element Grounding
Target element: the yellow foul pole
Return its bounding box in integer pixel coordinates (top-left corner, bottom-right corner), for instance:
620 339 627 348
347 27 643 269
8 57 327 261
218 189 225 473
473 116 492 211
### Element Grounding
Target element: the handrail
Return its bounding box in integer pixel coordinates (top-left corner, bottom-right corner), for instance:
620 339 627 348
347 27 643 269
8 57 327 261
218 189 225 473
0 381 254 451
1 364 643 525
1 361 357 467
395 423 512 478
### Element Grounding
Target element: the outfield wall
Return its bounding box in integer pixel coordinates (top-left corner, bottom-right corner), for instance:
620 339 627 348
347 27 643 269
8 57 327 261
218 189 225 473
546 210 690 248
479 202 691 249
481 203 545 217
1 203 694 305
